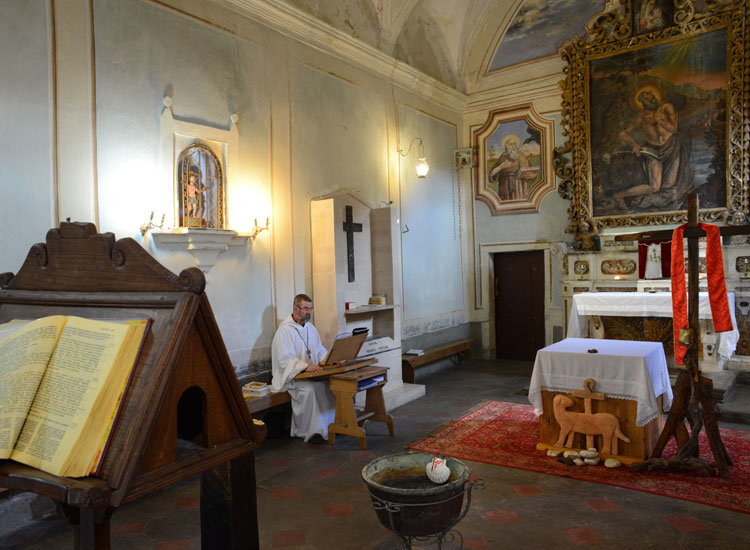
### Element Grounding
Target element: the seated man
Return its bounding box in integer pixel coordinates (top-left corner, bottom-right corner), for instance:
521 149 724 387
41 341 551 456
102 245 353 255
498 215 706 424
271 293 335 442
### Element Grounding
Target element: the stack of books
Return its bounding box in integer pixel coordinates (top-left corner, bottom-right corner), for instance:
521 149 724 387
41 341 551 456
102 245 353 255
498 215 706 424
242 381 271 400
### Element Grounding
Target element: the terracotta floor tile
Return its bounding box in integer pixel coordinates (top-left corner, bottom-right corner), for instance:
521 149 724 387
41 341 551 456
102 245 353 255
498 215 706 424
563 526 603 544
513 484 543 496
113 521 147 536
664 514 711 532
464 538 488 550
314 468 339 479
323 503 354 517
584 498 619 512
158 541 192 550
271 488 300 500
485 509 522 525
175 497 200 510
272 529 306 547
272 458 295 468
349 451 375 462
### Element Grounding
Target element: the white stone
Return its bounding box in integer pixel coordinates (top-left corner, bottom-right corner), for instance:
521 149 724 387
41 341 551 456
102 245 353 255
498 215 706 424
563 451 580 459
584 457 600 465
573 458 585 466
604 458 622 468
580 450 599 459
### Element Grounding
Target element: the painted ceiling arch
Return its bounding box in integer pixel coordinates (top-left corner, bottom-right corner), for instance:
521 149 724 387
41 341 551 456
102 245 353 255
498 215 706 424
235 0 611 92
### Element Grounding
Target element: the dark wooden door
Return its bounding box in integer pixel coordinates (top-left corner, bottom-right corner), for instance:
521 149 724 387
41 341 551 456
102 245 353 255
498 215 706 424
494 250 545 360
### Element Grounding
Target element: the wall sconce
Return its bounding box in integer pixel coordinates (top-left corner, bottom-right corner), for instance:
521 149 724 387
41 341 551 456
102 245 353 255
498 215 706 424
250 217 270 239
140 211 165 236
399 137 429 178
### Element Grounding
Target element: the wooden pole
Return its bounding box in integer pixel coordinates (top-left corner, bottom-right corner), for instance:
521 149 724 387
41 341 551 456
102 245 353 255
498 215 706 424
631 194 733 477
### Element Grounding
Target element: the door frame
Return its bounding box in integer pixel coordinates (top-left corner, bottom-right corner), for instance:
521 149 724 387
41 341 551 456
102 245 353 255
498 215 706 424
479 241 552 358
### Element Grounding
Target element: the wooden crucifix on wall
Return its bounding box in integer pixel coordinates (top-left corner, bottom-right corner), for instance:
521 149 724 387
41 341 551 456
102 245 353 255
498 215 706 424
617 194 750 478
342 205 362 282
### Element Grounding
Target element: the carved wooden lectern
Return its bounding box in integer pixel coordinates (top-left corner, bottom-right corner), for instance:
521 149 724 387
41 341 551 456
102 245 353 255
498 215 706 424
0 222 261 549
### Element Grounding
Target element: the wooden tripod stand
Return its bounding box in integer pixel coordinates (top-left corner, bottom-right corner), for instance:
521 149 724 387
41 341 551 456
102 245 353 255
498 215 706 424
616 194 747 478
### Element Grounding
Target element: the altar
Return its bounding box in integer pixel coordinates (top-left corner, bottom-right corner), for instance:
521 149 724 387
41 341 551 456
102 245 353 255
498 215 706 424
530 338 673 461
566 292 740 373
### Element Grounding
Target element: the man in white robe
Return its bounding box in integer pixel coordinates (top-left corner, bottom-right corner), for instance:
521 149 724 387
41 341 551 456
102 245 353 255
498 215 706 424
271 294 336 442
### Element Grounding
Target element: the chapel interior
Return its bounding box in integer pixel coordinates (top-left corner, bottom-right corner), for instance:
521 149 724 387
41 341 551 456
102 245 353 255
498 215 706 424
1 1 749 549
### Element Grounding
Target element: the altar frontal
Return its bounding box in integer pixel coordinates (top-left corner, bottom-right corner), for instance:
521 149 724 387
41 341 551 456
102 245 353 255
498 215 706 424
529 338 673 462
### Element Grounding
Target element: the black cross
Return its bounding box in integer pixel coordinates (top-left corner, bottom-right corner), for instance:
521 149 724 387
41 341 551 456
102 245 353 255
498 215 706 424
342 205 362 282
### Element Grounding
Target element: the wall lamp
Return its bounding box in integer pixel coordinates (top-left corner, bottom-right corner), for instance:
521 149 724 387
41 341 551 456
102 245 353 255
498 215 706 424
140 211 165 236
250 217 270 239
398 137 429 178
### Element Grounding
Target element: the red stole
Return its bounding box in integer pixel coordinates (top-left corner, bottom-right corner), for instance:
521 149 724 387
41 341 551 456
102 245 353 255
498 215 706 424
671 223 732 365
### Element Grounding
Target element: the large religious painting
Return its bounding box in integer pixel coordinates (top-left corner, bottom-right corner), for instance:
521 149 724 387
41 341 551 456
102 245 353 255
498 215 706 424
473 105 555 215
590 28 727 218
554 0 748 248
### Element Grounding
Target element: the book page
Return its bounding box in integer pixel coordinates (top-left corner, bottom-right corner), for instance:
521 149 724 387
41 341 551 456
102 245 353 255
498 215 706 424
0 316 66 459
10 317 131 476
88 319 150 475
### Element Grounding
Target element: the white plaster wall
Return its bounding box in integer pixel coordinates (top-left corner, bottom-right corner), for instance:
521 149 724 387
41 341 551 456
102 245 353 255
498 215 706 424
93 0 273 369
0 0 55 274
398 106 465 337
288 62 390 298
0 0 473 377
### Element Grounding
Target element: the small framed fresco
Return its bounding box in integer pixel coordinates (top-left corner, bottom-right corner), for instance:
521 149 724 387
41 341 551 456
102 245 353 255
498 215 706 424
631 0 673 36
473 105 555 215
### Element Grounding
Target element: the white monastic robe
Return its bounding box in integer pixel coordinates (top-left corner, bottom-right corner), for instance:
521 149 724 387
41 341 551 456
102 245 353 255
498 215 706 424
271 314 335 441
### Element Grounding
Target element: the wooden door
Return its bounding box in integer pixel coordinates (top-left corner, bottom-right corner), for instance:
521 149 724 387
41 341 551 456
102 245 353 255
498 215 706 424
494 250 545 360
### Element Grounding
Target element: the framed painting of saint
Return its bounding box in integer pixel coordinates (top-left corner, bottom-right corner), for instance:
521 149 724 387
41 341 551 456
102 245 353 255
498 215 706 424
589 27 728 220
554 0 747 235
473 105 555 215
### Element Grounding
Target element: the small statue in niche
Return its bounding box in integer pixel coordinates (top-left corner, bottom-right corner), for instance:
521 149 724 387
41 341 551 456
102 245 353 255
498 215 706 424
186 165 205 219
178 144 224 229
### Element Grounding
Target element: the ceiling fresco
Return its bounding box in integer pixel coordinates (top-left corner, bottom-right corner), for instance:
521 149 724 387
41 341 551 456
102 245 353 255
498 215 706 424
489 0 606 72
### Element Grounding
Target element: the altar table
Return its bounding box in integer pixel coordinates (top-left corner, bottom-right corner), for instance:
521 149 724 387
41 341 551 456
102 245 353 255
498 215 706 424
529 338 673 460
567 292 739 368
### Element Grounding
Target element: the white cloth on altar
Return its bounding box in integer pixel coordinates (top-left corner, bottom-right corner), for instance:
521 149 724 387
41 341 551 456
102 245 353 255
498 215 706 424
271 314 335 441
566 291 739 360
529 338 673 427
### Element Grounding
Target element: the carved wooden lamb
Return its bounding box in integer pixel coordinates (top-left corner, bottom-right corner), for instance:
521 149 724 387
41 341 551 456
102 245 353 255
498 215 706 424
553 394 631 455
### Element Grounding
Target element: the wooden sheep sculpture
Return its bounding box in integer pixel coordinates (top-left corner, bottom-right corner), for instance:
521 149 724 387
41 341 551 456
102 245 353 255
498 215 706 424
553 394 631 455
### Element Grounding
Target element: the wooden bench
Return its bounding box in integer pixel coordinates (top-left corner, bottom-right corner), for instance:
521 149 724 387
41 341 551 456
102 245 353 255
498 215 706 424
246 391 291 415
401 338 473 384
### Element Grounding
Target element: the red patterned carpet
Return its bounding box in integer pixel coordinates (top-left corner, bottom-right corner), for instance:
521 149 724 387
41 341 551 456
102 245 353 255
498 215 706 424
409 401 750 514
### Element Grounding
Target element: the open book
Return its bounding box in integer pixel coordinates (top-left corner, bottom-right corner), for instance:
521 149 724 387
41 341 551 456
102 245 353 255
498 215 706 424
0 315 150 478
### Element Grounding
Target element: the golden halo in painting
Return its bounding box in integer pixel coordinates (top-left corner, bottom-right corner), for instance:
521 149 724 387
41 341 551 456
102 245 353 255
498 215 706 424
633 84 663 110
501 133 520 149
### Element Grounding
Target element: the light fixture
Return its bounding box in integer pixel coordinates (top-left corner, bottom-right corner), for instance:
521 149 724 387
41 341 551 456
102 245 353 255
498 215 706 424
140 211 165 236
398 137 429 178
250 217 270 239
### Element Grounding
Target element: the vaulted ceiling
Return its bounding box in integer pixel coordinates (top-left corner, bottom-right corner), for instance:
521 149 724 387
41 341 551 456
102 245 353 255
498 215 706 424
250 0 606 94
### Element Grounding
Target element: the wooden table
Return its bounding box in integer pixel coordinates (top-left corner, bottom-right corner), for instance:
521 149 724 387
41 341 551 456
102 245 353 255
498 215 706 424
327 366 394 450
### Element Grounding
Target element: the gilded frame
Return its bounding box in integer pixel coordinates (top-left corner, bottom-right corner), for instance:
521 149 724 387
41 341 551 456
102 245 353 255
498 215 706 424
473 104 555 215
555 0 748 246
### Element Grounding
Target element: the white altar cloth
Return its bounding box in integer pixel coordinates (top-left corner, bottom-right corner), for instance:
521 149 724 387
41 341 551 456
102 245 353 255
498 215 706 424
566 292 739 360
529 338 673 427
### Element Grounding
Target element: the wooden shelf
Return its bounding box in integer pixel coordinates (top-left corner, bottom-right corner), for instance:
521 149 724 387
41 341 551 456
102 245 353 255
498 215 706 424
344 304 396 315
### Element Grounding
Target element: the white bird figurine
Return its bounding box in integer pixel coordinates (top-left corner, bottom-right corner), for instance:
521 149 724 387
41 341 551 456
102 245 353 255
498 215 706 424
426 456 450 484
